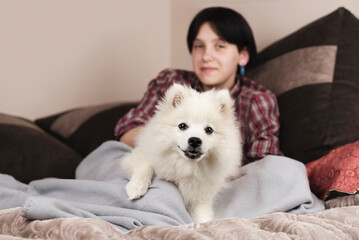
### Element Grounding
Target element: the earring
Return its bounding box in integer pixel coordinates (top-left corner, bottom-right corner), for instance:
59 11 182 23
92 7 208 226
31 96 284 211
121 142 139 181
240 65 245 76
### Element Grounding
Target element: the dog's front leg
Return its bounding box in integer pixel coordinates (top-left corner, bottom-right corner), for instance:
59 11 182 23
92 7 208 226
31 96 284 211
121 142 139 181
189 201 214 223
126 162 153 200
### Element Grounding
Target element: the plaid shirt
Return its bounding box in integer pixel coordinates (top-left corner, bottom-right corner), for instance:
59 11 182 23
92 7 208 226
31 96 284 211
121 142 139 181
114 68 282 164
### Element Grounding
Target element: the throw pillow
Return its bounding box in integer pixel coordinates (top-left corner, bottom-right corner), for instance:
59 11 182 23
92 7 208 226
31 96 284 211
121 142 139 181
0 113 82 183
247 7 359 163
306 140 359 200
35 102 137 157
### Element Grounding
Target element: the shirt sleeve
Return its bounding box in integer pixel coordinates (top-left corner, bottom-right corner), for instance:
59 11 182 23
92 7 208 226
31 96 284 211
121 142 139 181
114 69 175 139
245 92 282 163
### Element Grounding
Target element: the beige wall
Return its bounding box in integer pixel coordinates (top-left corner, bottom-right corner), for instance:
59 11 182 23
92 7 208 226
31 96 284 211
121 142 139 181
1 0 358 119
0 0 171 119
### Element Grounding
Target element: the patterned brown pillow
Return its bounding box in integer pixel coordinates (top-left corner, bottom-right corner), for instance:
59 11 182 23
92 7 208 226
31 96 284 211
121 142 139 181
247 7 359 163
0 113 82 183
35 102 137 157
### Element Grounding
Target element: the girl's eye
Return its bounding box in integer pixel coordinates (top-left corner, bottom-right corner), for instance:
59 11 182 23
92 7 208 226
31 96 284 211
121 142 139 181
193 44 204 49
205 127 214 135
216 40 228 49
178 123 188 130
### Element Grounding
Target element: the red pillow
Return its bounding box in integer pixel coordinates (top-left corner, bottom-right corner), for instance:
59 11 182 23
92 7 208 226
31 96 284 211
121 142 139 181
306 140 359 200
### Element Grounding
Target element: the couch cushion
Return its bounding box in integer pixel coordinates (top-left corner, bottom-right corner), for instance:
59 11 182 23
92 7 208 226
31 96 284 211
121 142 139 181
35 102 137 157
247 7 359 163
0 113 82 183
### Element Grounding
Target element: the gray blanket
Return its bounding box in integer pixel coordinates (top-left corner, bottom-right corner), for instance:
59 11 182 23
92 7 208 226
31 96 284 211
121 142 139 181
0 141 324 231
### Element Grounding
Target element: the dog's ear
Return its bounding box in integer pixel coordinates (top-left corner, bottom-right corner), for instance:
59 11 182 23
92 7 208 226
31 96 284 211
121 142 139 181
215 89 234 114
164 83 185 108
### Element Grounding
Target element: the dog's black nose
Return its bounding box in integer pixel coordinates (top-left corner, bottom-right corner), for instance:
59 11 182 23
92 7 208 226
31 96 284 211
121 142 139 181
188 137 202 148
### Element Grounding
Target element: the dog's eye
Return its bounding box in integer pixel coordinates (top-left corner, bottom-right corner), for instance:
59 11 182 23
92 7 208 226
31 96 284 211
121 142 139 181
205 127 213 135
178 123 188 130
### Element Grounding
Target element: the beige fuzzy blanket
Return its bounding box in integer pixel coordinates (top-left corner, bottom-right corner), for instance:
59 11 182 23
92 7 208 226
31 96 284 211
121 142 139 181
0 205 358 240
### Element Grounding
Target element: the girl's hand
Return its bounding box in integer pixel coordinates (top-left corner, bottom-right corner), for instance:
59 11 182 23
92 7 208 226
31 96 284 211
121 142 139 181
119 126 143 148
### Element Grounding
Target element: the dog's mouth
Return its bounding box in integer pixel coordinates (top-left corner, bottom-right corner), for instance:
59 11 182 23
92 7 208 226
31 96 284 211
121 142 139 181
178 146 203 160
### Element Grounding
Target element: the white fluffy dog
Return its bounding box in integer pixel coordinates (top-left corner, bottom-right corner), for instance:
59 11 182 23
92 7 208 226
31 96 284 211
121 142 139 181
121 83 242 223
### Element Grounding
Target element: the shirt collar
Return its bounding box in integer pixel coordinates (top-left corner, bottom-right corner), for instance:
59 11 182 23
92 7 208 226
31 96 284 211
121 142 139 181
230 75 242 98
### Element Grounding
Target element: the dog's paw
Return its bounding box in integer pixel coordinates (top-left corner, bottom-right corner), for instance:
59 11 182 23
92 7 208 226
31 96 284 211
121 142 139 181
125 180 150 200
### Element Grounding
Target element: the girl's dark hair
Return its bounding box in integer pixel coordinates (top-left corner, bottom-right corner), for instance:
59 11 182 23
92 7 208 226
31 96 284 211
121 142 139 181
187 7 258 68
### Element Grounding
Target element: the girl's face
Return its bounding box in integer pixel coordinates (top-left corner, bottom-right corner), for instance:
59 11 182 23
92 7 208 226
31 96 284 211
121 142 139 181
191 22 248 91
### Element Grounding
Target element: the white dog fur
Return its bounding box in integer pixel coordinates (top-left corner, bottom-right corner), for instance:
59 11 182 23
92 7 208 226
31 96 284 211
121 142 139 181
121 83 242 223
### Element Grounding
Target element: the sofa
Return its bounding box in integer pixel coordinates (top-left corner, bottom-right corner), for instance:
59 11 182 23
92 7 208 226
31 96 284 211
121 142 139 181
0 7 358 239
